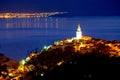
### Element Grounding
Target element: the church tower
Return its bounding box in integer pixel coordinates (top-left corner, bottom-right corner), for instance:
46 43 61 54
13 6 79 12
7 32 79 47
76 24 82 39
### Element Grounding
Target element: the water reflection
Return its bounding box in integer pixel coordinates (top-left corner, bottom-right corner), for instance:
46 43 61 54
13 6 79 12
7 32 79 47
0 16 120 61
0 17 63 29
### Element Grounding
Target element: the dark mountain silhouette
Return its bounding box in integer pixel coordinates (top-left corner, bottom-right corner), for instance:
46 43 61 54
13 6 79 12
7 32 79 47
46 54 120 80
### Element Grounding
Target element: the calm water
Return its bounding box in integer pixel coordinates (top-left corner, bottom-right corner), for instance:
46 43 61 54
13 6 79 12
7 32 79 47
0 16 120 61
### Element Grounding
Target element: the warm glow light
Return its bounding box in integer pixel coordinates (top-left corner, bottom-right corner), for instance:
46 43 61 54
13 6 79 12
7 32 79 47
26 57 30 62
19 59 26 65
0 12 66 18
40 73 44 76
8 73 13 77
57 60 64 66
67 39 72 43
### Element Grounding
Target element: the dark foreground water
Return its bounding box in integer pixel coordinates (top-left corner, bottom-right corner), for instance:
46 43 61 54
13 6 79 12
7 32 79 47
0 16 120 61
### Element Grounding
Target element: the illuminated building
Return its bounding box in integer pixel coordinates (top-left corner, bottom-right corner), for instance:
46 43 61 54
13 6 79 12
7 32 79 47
76 24 82 39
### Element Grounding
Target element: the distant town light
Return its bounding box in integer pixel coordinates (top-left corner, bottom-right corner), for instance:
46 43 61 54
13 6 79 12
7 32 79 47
0 12 66 18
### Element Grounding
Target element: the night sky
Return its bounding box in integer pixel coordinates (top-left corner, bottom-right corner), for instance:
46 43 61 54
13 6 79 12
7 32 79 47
0 0 120 16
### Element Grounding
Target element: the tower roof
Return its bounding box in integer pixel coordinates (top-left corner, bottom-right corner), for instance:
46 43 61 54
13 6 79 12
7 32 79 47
77 24 81 32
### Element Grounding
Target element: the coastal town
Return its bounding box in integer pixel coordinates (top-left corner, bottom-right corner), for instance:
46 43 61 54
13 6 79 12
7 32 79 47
0 24 120 80
53 24 120 57
0 12 66 18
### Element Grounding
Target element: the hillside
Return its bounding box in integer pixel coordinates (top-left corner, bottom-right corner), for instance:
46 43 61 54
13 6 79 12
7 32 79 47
0 53 17 68
1 36 120 80
46 54 120 80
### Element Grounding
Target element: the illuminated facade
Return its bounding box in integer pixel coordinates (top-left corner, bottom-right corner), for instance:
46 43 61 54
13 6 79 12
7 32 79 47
76 24 82 39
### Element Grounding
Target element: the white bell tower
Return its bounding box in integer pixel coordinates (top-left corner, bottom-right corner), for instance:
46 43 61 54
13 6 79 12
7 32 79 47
76 24 82 39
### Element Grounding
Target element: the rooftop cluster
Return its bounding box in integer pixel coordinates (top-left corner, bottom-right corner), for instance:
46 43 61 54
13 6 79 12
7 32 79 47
0 35 120 80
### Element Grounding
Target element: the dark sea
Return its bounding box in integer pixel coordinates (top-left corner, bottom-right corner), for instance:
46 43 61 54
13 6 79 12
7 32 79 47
0 16 120 61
